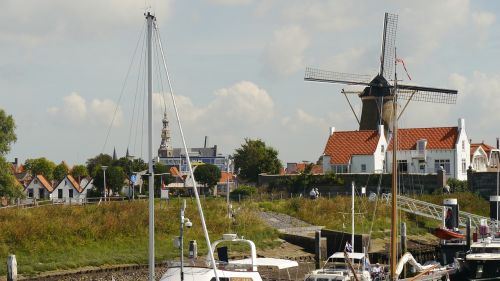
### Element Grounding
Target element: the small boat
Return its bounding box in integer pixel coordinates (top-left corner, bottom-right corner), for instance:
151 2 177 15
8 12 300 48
433 227 465 240
304 252 372 281
160 233 298 281
455 222 500 280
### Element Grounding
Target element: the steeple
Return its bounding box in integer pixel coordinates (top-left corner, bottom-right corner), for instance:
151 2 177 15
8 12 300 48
158 112 173 158
126 147 130 158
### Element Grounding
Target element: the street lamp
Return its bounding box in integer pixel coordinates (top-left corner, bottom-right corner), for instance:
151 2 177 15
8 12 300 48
102 166 108 201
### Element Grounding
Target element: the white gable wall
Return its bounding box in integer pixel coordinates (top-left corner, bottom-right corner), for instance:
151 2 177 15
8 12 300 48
52 177 88 204
23 178 52 204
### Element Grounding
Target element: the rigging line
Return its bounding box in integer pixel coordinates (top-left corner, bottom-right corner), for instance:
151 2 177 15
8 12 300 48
140 54 147 160
153 29 168 113
154 25 220 281
128 26 148 151
101 20 146 154
134 42 147 157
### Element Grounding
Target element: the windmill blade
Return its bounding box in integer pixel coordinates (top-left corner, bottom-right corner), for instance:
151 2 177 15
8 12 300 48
397 84 458 104
380 13 398 79
305 67 372 86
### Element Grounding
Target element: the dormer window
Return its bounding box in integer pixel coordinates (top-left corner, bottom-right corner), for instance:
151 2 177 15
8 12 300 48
417 139 427 154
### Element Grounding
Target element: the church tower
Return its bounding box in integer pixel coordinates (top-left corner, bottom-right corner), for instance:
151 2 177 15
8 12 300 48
158 112 173 158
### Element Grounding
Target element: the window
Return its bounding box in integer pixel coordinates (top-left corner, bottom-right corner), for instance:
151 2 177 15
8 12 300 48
462 159 467 174
462 140 465 150
418 160 426 173
58 189 63 199
69 189 73 198
398 160 408 173
332 165 349 173
28 189 33 198
39 188 45 199
361 164 367 172
381 145 385 153
417 139 427 154
435 159 451 174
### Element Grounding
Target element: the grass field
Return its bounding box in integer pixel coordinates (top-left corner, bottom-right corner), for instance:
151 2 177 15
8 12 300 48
0 198 279 276
257 192 489 238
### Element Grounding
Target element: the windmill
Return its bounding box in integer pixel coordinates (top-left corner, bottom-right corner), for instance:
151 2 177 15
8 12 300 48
306 13 459 280
304 13 457 136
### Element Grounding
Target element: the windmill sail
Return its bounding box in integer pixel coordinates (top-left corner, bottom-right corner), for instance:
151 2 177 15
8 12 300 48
304 67 372 86
397 85 458 104
380 13 398 79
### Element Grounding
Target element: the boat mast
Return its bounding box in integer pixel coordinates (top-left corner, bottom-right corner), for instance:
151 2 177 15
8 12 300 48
352 181 355 255
390 48 398 280
146 11 155 281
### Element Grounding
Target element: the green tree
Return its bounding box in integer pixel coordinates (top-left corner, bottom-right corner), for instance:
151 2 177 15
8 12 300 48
0 109 16 155
93 165 126 195
234 138 282 182
24 157 56 181
194 164 221 193
53 162 70 182
86 154 113 177
0 109 22 199
70 165 89 180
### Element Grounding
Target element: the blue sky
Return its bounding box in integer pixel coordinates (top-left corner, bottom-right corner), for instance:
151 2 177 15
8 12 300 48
2 0 500 166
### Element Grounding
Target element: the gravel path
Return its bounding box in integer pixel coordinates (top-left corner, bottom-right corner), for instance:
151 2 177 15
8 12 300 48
258 211 323 236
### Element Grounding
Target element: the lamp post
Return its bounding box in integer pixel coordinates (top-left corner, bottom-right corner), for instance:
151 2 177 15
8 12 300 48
102 166 108 201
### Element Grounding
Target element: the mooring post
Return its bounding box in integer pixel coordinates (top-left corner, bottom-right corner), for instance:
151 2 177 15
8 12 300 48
315 230 321 269
7 255 17 281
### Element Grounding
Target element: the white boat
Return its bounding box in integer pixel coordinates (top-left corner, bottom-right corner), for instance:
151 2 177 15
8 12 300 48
304 252 372 281
160 233 298 281
457 224 500 280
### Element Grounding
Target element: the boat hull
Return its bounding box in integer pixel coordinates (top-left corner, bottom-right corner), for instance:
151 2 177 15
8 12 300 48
161 266 263 281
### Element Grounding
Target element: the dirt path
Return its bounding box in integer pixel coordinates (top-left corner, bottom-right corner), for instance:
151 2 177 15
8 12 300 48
258 211 323 237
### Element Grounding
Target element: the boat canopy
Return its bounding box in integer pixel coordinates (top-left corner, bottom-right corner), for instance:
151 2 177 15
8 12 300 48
228 258 299 269
328 252 365 260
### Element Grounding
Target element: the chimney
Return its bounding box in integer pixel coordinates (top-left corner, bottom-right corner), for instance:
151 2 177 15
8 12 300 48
497 138 499 149
378 124 384 136
458 118 465 131
204 136 208 148
14 158 18 166
329 127 335 136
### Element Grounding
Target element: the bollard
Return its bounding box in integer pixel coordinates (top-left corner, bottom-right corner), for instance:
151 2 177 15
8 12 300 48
315 230 321 269
189 240 198 259
7 255 17 281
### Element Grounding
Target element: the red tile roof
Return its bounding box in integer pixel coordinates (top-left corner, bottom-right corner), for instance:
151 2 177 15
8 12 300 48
36 175 54 193
324 130 381 164
219 171 235 183
67 175 83 193
471 143 495 156
388 127 458 151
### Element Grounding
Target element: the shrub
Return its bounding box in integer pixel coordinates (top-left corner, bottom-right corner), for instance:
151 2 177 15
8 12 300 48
231 185 258 197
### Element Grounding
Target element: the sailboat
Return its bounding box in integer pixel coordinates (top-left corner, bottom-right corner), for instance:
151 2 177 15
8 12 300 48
133 11 299 281
304 182 373 281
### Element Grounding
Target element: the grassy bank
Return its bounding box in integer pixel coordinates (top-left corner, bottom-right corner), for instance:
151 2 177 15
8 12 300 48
0 198 278 276
257 192 488 238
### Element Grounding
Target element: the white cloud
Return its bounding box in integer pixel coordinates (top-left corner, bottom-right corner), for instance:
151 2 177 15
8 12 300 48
0 0 173 46
283 1 360 31
264 25 309 76
400 0 470 60
472 12 496 28
47 92 123 127
209 0 252 5
282 109 330 132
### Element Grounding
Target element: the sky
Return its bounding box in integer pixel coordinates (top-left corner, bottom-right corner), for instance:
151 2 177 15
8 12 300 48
2 0 500 166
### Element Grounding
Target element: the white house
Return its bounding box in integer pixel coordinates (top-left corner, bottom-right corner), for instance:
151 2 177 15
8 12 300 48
386 118 470 180
52 175 93 204
23 174 54 203
322 125 387 174
470 142 500 172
